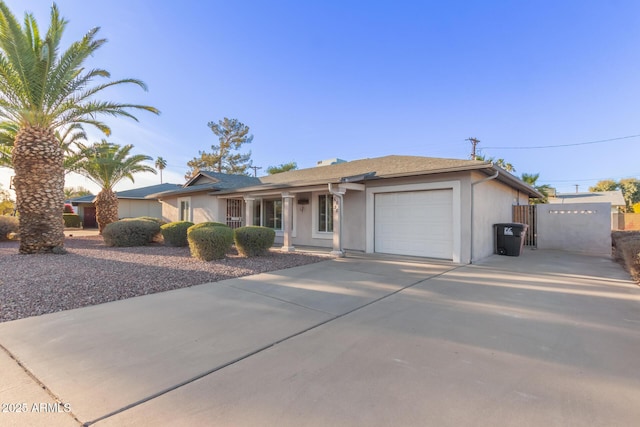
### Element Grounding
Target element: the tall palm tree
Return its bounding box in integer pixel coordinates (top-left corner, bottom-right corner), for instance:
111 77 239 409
0 3 159 253
155 156 167 183
521 172 551 204
70 141 156 232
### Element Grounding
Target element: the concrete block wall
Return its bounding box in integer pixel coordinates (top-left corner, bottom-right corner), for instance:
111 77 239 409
536 202 611 256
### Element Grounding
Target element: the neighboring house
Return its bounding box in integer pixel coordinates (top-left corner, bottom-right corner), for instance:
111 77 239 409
548 190 625 229
148 155 541 264
69 183 182 228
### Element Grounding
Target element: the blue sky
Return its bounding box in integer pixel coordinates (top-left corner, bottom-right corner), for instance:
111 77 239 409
1 0 639 194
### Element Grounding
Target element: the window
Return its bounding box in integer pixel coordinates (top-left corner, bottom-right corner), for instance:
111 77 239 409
318 194 333 233
263 199 282 230
178 197 191 222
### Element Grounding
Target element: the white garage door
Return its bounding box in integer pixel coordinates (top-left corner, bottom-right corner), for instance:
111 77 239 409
374 189 453 259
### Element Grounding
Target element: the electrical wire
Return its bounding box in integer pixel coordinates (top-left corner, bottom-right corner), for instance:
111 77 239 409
483 134 640 150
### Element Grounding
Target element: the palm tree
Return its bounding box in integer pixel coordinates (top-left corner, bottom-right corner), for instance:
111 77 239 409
0 3 159 253
521 172 551 204
475 155 515 173
70 141 156 232
155 157 167 183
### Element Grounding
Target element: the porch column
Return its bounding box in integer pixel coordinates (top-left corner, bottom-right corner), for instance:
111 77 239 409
329 185 346 257
281 193 295 252
243 197 255 226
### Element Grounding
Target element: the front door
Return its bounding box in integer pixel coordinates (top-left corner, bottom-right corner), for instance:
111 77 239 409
83 206 97 228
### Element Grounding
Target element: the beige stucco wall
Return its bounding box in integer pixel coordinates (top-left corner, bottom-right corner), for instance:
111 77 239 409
536 202 611 256
117 199 162 219
470 172 529 263
159 193 219 224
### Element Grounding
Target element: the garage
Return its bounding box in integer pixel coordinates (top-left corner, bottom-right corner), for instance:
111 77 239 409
374 189 453 259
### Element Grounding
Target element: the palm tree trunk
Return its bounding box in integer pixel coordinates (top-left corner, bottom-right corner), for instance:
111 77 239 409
95 189 119 233
12 126 65 254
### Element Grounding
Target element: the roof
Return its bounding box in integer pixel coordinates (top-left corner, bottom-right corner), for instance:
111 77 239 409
221 155 542 198
68 183 182 204
147 172 261 199
146 155 542 199
259 155 489 185
116 183 182 199
548 190 625 206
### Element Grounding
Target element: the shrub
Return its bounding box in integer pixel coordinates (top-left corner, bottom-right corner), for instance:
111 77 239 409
161 221 194 247
188 221 228 232
63 213 82 228
234 226 275 257
135 216 167 226
187 225 234 261
0 216 19 241
63 203 75 213
612 231 640 282
103 218 161 247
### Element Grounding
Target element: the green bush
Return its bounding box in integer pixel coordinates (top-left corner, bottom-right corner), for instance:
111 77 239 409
0 216 19 241
161 221 194 247
103 218 161 247
188 221 228 232
135 216 167 226
187 225 234 261
234 226 275 257
63 213 82 228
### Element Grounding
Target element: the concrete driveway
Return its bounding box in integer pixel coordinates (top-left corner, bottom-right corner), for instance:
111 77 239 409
1 249 639 426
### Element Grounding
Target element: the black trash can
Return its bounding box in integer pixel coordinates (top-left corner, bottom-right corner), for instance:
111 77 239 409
494 223 528 256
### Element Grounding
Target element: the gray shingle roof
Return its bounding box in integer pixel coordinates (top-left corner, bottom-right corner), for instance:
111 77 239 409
116 183 182 199
258 155 488 185
146 172 261 198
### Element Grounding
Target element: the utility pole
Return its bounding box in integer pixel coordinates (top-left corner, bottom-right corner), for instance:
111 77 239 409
467 137 480 159
574 184 579 193
249 165 262 177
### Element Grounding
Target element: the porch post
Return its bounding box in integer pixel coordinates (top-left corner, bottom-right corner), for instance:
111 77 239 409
281 193 295 252
329 185 346 257
243 197 255 226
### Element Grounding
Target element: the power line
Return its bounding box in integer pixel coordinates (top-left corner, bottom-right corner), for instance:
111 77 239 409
484 134 640 150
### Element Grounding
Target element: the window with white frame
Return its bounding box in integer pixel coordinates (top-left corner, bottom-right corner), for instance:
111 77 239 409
317 194 333 233
263 199 282 230
178 197 191 222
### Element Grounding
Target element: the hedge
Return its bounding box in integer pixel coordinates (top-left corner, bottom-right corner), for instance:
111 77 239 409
63 213 82 228
187 225 234 261
161 221 194 247
103 218 161 247
234 226 275 257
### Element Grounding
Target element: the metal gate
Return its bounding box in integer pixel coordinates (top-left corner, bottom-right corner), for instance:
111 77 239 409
513 205 536 247
226 199 243 229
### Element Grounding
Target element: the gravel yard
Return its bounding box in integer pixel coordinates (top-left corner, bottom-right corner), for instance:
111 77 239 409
0 235 330 323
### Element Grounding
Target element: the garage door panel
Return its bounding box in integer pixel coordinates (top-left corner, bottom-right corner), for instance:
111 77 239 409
374 190 453 259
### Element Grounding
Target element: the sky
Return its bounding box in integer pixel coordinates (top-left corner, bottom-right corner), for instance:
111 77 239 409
1 0 640 195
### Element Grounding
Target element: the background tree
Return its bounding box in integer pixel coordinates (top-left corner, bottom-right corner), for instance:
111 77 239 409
619 178 640 212
155 157 167 183
64 186 93 199
70 141 156 232
0 2 158 253
0 183 14 215
186 117 253 178
521 172 551 204
590 178 640 212
267 161 297 175
475 154 515 172
589 180 619 192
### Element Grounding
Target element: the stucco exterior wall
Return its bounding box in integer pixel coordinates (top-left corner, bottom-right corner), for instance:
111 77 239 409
117 199 162 219
536 202 611 256
471 173 529 262
158 193 218 224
